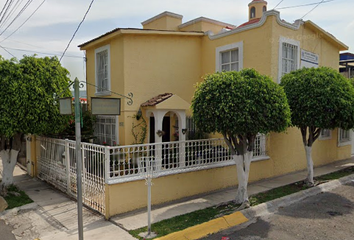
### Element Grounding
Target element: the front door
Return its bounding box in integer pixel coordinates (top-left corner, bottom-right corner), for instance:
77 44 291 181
162 116 170 142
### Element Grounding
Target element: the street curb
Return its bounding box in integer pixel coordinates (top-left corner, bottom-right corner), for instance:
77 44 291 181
0 202 38 217
154 211 248 240
155 174 354 240
241 173 354 220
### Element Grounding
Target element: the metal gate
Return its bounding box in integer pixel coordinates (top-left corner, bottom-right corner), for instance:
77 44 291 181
37 137 106 215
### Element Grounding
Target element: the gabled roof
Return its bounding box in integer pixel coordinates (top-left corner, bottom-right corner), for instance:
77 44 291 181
141 93 190 110
78 28 203 49
141 11 183 26
179 16 236 29
237 18 261 28
141 93 173 107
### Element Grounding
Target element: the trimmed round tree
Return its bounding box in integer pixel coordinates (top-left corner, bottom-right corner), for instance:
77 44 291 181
0 56 71 190
280 67 354 186
191 69 291 205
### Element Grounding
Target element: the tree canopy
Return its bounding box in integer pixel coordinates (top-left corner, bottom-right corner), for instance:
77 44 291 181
191 69 291 205
0 55 72 139
0 55 72 188
280 67 354 185
280 67 354 132
192 69 291 148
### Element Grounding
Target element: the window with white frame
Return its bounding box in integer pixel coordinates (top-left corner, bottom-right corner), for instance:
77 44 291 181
95 115 118 146
216 42 243 72
319 129 331 140
95 45 110 95
278 37 299 82
338 128 351 146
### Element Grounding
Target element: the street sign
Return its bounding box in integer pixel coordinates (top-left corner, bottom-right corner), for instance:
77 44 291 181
91 97 121 115
59 97 72 115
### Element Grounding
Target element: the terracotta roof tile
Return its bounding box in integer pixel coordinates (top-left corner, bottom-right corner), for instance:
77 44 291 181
141 93 173 107
237 18 261 28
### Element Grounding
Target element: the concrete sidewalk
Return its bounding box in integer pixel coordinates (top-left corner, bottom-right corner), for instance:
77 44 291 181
0 164 136 240
1 158 354 240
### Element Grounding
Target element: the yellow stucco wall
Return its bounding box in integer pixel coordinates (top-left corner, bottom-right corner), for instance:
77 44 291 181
120 33 202 144
105 157 275 218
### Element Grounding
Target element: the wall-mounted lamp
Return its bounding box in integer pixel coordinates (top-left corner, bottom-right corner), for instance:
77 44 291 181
156 130 165 137
182 128 187 135
136 108 142 120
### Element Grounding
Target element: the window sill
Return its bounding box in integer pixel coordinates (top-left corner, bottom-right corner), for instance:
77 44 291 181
95 91 111 96
338 141 351 147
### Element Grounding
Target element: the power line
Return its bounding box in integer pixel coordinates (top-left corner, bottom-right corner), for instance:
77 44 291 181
59 0 95 62
276 0 336 10
0 0 34 36
272 0 285 10
1 45 83 58
0 44 16 58
0 0 45 42
301 0 325 19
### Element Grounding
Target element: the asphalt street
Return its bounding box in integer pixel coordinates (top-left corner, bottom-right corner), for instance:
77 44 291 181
202 181 354 240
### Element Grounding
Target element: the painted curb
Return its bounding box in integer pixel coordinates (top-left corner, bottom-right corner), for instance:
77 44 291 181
155 173 354 240
154 211 248 240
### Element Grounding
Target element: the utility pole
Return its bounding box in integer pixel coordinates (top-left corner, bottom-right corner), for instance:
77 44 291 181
74 77 84 240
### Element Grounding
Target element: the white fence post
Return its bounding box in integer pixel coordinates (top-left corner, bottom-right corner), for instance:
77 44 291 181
65 139 71 194
179 141 186 167
105 147 110 183
81 144 86 199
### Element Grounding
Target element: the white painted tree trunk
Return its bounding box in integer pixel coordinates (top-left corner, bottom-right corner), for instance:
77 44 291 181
0 149 19 187
305 146 314 186
234 151 253 204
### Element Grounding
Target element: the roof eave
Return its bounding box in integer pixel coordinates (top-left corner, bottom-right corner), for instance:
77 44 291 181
304 20 348 51
79 29 204 50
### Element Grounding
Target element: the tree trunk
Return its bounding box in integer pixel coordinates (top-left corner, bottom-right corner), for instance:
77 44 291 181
0 149 19 187
304 146 314 186
234 151 253 204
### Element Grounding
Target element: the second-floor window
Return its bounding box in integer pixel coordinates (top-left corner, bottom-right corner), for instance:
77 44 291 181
95 45 110 95
221 49 239 72
282 42 298 76
216 41 243 72
278 37 299 82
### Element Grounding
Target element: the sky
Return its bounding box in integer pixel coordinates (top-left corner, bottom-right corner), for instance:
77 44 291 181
0 0 352 85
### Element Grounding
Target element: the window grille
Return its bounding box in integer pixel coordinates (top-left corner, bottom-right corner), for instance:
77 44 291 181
221 49 239 72
281 42 298 76
320 129 331 139
339 129 350 143
95 115 117 145
96 49 108 93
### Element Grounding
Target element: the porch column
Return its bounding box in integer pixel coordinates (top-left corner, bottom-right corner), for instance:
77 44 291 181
176 110 186 167
146 110 167 171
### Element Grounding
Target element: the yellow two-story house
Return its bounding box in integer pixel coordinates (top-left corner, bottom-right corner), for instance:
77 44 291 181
78 0 351 215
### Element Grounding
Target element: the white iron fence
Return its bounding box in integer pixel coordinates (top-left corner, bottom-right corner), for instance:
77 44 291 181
37 135 267 215
37 137 106 215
